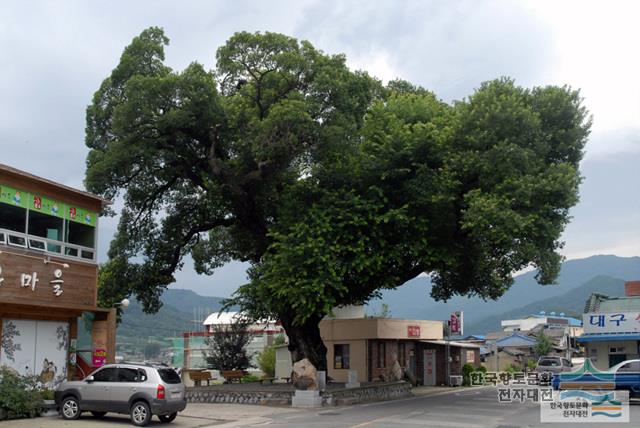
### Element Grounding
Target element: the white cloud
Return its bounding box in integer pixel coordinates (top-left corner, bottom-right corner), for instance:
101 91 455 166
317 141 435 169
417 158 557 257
1 0 638 296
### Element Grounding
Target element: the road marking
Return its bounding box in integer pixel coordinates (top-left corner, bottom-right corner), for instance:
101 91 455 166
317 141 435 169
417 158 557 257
349 413 403 427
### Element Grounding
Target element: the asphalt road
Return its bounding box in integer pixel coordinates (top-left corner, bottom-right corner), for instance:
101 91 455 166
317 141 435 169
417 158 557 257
265 387 639 428
3 388 638 427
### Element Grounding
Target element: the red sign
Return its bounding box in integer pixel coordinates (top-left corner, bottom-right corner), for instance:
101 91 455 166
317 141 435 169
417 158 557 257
92 348 107 367
407 325 421 337
450 311 463 335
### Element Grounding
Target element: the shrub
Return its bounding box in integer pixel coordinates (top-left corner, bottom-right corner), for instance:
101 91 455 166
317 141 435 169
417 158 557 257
0 366 43 420
505 364 519 374
241 374 261 383
257 346 276 378
256 335 286 378
462 363 475 386
527 359 537 371
40 389 55 400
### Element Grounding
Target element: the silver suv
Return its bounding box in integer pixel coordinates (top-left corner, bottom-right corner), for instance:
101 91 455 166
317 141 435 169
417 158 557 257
55 363 186 426
535 356 574 374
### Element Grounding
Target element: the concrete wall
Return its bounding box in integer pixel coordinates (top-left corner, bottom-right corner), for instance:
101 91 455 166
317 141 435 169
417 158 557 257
320 318 443 341
325 339 367 383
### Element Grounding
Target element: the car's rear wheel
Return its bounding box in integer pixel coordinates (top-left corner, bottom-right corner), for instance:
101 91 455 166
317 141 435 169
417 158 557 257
130 401 151 427
91 411 107 418
158 412 177 423
61 396 81 420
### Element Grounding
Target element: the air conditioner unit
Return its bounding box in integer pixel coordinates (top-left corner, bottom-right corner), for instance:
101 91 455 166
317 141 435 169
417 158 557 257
450 375 463 386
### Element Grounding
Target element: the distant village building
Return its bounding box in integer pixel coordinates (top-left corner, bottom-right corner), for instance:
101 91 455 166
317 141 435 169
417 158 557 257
177 311 284 369
481 311 584 370
0 164 114 387
578 280 640 370
501 312 583 338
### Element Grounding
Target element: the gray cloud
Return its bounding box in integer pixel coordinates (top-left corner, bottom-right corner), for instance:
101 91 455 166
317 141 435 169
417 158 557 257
1 0 638 298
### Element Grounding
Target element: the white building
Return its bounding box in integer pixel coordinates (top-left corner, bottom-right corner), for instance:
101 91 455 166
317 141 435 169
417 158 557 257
501 312 584 338
202 311 285 365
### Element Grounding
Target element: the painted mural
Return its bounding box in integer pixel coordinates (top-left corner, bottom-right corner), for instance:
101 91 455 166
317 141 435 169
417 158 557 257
1 319 69 388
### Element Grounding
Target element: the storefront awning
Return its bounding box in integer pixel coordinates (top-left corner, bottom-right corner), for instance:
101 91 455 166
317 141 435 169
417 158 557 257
577 333 640 342
420 340 481 349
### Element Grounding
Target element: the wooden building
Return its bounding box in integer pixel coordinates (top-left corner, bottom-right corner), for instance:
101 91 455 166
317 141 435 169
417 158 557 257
0 164 114 388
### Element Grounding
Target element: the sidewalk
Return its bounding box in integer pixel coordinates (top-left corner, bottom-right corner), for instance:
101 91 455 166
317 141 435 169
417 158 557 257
181 402 303 427
411 384 490 397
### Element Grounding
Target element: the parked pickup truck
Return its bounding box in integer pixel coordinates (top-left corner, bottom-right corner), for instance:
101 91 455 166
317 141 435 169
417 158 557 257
551 359 640 397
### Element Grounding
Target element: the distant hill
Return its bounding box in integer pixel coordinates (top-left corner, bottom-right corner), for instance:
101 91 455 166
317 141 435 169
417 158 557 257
367 255 640 326
467 275 625 334
116 255 639 343
116 289 228 341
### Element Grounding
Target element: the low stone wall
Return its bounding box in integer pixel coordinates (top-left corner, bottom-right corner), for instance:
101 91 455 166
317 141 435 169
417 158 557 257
323 381 412 406
185 387 293 406
185 381 412 407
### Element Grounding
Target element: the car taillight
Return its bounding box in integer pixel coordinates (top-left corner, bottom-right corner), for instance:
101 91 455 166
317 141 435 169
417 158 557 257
157 384 165 399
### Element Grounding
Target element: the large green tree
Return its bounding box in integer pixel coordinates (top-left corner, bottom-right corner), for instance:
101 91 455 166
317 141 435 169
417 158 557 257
86 28 590 371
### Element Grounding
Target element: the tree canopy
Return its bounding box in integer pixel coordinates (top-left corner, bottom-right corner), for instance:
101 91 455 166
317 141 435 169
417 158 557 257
86 28 590 370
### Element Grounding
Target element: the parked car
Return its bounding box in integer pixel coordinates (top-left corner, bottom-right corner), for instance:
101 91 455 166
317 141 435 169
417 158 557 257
535 356 574 374
55 363 186 426
605 359 640 396
550 358 640 396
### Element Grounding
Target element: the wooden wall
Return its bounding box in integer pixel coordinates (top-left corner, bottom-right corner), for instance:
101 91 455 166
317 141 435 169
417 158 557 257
0 249 97 309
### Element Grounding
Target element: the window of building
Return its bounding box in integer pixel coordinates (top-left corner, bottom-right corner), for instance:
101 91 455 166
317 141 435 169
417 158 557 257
65 220 96 249
0 203 26 233
334 344 350 369
398 342 406 367
27 210 64 252
377 342 386 368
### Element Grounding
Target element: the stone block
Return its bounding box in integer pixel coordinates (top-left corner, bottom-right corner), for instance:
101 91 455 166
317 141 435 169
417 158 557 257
291 389 322 408
346 369 360 388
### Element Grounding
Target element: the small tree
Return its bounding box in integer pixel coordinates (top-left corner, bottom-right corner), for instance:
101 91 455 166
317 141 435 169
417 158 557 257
257 335 286 378
534 331 553 358
205 318 253 371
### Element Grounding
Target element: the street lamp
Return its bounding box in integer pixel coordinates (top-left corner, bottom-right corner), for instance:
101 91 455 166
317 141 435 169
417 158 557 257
114 298 130 308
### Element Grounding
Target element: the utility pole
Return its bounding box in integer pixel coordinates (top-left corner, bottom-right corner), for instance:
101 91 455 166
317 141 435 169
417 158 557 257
446 320 451 386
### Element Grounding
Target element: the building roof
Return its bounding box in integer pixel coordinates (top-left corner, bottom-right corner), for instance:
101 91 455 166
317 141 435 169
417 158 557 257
495 332 537 347
0 163 111 207
485 331 512 341
583 293 640 313
420 340 481 349
203 311 245 325
578 333 640 343
529 313 582 327
461 334 486 341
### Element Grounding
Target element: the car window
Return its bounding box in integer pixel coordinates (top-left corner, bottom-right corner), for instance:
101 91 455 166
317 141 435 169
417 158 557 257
562 359 571 367
539 358 559 367
618 361 640 372
158 368 182 384
118 368 141 382
92 367 117 382
138 369 148 382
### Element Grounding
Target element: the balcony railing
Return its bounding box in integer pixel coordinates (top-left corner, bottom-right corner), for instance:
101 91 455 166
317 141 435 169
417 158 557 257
0 228 96 262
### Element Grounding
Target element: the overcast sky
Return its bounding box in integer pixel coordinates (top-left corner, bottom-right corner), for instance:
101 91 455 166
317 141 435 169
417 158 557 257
2 0 639 297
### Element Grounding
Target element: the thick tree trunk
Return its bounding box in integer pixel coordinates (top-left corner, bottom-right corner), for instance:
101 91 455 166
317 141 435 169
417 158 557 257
280 313 327 371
